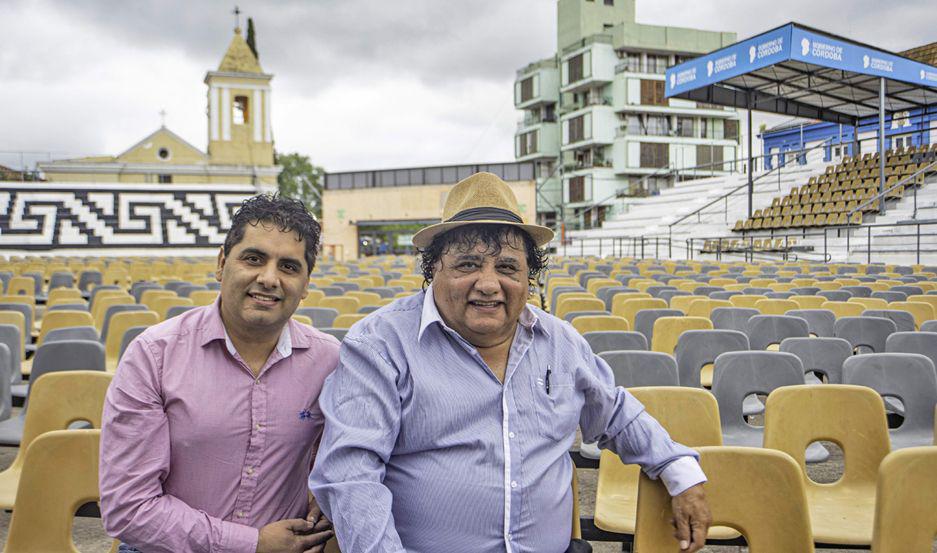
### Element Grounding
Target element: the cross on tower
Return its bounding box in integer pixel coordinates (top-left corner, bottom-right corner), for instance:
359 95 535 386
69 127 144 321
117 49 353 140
233 6 241 31
159 109 167 127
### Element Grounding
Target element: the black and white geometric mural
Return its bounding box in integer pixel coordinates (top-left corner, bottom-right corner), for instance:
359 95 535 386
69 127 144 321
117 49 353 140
0 184 258 250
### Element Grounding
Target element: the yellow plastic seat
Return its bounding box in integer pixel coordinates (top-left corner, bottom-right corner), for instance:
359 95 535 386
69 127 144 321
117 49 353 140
319 296 361 315
594 388 726 536
300 289 326 307
5 276 36 297
612 298 667 329
188 290 220 306
815 282 843 291
634 446 813 553
292 314 313 327
789 295 827 310
871 447 937 553
105 311 159 371
36 310 94 346
763 384 889 546
887 301 935 330
847 297 888 311
555 297 605 319
820 301 865 318
92 294 135 330
669 295 707 314
3 429 102 553
345 291 383 308
749 278 777 288
138 289 175 310
586 278 622 296
0 371 112 510
571 315 629 335
754 299 799 316
333 313 368 329
650 316 712 354
46 288 83 305
729 294 767 309
151 296 194 321
686 299 732 318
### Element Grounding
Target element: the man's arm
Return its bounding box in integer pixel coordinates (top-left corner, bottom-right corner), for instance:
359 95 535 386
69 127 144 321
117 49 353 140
308 336 406 553
99 338 259 553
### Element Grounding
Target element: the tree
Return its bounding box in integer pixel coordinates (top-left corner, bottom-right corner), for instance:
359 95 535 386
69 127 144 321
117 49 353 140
246 17 258 60
276 152 324 219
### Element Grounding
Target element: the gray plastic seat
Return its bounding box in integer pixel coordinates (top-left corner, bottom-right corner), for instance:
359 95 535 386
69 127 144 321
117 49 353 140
364 287 397 299
891 285 923 297
131 282 162 303
711 307 759 333
166 305 196 319
550 286 586 311
318 328 348 341
583 331 648 354
780 337 852 385
659 290 691 305
674 329 749 388
597 287 636 311
841 286 872 298
296 307 339 328
634 308 683 345
790 287 820 296
163 280 190 293
742 287 772 295
785 309 835 337
332 282 360 292
694 286 724 297
922 320 937 332
0 303 32 340
176 284 208 298
646 285 677 299
872 291 907 303
563 310 609 323
48 303 89 312
765 291 794 299
48 271 74 291
118 326 149 361
89 285 121 306
318 286 345 297
817 290 853 302
709 291 741 301
358 305 381 314
843 353 937 449
862 309 916 332
0 324 22 384
100 304 147 345
893 266 914 275
578 271 606 287
0 344 11 422
43 326 99 344
598 350 679 388
886 332 937 371
746 315 810 350
203 281 221 291
1 339 105 446
834 316 897 354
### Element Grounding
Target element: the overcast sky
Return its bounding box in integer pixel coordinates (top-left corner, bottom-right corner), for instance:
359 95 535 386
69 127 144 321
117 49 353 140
1 0 933 172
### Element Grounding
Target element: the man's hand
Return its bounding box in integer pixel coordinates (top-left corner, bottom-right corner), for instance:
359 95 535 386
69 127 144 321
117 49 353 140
669 483 711 552
306 491 333 545
255 518 333 553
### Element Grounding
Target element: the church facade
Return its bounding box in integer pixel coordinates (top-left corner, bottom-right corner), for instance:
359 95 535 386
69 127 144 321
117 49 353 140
39 27 280 186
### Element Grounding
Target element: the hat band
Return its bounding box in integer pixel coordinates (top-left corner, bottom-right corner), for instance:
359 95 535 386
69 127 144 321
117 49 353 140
446 207 523 224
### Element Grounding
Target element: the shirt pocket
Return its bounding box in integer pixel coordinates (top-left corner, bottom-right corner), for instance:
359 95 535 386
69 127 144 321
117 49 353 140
527 368 580 441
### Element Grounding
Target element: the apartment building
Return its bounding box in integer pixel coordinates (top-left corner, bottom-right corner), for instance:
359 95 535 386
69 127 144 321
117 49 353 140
515 0 739 229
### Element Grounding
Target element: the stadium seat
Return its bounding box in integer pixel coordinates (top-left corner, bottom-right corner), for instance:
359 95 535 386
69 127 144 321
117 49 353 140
571 315 629 335
728 294 767 309
674 329 749 388
633 309 683 346
582 331 647 354
710 307 759 333
888 301 935 329
332 313 368 329
862 309 917 332
834 316 897 354
789 295 827 310
821 301 866 318
598 351 678 388
650 317 712 355
36 310 94 347
754 299 799 316
555 297 605 320
871 447 937 553
633 446 811 553
105 311 159 371
763 384 889 546
611 298 667 329
746 315 809 350
784 309 835 337
780 337 852 384
843 353 937 450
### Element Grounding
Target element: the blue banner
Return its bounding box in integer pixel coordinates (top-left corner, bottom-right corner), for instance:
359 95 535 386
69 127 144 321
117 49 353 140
666 23 937 98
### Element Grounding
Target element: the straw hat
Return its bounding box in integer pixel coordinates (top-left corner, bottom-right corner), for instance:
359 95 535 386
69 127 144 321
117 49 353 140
411 172 554 249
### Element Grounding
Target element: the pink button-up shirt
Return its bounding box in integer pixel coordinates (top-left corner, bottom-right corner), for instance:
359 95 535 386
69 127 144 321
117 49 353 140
100 301 340 553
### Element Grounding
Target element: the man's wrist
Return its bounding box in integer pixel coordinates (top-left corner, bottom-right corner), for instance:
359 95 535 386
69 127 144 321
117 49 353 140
659 456 707 496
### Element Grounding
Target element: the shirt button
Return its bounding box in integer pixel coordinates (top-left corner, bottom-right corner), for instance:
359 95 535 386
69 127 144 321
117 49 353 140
236 511 245 518
508 432 515 439
255 423 262 430
510 481 518 489
246 467 254 475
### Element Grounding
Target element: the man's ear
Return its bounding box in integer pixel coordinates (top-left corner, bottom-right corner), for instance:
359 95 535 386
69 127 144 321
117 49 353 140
215 247 225 282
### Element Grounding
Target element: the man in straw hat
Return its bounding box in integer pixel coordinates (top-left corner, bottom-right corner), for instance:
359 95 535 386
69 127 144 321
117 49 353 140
310 172 710 552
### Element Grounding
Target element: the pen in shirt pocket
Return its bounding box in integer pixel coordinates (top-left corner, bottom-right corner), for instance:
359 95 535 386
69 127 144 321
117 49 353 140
545 365 552 396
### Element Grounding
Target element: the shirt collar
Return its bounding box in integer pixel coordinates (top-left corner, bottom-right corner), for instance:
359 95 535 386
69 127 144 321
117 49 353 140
202 297 294 358
417 284 546 342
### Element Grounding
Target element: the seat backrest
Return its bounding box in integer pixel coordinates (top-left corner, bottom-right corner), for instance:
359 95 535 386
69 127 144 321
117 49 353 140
686 299 733 318
597 286 636 310
118 326 149 361
598 351 678 387
37 310 95 347
0 324 22 383
645 285 677 298
843 353 937 442
709 290 741 301
319 296 360 315
754 299 799 315
92 294 135 329
871 290 906 303
841 285 872 298
297 307 339 328
871 447 937 553
100 304 148 347
571 315 629 335
784 309 835 337
650 316 713 354
44 325 99 344
0 343 11 420
923 320 937 332
818 290 853 302
713 351 804 434
3 429 102 553
746 315 809 350
582 330 647 354
885 331 937 370
669 295 707 314
888 301 935 329
862 309 916 332
779 337 852 384
633 308 683 344
763 384 889 491
674 329 750 388
105 310 160 362
834 316 898 353
710 307 759 332
26 341 106 406
0 304 32 337
634 446 814 553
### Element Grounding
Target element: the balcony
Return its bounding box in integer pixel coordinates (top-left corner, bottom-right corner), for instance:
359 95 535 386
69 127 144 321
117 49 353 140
514 63 560 110
515 123 559 161
516 113 557 131
560 42 617 94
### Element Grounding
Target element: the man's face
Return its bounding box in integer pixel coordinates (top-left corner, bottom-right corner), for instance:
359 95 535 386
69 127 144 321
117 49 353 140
432 231 530 348
216 222 309 337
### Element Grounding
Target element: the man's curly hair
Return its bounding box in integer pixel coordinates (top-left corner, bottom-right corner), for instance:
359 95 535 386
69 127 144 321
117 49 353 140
419 224 547 288
223 194 321 275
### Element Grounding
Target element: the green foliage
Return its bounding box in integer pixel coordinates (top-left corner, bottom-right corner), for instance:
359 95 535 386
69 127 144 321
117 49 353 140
276 152 324 219
246 18 258 60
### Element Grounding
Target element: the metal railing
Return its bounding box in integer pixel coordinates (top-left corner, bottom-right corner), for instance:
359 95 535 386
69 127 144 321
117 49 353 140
848 160 937 219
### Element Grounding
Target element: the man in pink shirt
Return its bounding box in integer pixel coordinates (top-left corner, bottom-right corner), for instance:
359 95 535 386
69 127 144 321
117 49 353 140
100 194 339 553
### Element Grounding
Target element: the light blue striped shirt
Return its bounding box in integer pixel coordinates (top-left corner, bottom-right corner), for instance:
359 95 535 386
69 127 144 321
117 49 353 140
309 287 705 553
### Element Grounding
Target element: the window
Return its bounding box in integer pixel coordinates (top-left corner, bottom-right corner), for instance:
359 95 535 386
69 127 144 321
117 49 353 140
233 95 249 125
644 115 670 136
157 147 170 160
624 52 641 73
568 114 586 143
640 143 669 168
568 53 584 83
158 174 173 184
520 76 535 102
640 80 666 106
603 23 614 30
676 117 695 137
646 55 669 74
604 0 614 4
696 145 724 171
724 119 739 141
623 114 642 135
518 130 538 157
569 176 585 203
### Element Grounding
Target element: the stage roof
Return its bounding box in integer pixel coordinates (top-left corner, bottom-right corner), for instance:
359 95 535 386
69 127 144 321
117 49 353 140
665 23 937 126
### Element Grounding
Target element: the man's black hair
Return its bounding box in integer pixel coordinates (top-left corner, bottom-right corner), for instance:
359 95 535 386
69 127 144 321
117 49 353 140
223 193 321 274
419 224 547 288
